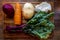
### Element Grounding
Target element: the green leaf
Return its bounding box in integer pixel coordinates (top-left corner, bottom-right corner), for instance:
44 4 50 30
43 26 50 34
23 11 54 39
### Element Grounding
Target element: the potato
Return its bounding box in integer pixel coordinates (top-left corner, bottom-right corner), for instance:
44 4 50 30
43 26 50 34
22 3 34 19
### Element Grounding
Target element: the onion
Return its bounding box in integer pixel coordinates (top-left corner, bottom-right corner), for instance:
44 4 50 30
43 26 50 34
22 3 34 19
6 24 27 33
2 4 14 18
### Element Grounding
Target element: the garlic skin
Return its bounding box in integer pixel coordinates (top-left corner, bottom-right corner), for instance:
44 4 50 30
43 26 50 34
35 2 51 12
22 3 34 19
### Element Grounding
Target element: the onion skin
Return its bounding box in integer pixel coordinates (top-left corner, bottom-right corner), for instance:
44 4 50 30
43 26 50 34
2 4 14 18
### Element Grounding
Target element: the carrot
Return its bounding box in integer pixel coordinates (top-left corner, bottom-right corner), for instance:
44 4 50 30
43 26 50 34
14 3 22 25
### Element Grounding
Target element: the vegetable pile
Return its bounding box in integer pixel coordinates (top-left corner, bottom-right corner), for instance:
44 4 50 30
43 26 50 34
23 11 54 39
4 2 55 39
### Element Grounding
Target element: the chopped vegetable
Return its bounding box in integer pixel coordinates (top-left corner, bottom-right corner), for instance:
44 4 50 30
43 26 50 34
22 3 34 19
14 3 22 25
2 4 14 18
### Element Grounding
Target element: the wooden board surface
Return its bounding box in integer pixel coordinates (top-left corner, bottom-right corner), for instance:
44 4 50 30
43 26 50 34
0 0 60 40
3 2 54 40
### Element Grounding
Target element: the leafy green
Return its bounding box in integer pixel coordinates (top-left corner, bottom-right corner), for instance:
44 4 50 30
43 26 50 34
23 11 55 39
27 11 48 25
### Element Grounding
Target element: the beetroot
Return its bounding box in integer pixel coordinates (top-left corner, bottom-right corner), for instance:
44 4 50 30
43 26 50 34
2 4 14 18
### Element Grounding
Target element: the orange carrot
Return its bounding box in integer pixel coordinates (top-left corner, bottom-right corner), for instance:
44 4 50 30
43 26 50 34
14 3 22 25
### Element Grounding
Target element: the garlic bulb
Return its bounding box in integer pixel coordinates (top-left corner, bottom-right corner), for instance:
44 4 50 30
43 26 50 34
35 2 51 12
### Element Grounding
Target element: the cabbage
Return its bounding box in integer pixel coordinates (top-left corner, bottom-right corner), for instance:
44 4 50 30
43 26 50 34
2 4 14 18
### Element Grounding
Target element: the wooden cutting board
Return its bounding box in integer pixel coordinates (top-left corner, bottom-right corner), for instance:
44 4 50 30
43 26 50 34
3 2 54 40
1 0 55 40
